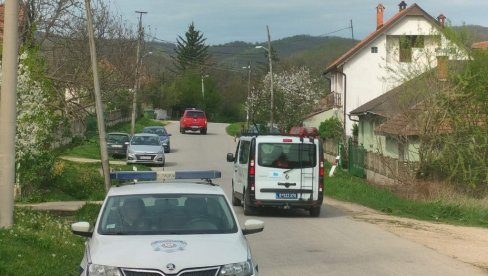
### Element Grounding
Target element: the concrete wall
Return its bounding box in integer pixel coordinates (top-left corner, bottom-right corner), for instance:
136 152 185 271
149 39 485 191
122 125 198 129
303 108 343 129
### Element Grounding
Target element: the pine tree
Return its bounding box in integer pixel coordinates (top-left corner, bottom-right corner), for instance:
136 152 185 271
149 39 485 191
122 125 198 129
174 22 210 72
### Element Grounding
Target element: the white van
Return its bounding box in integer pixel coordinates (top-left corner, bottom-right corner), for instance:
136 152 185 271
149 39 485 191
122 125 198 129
226 134 324 217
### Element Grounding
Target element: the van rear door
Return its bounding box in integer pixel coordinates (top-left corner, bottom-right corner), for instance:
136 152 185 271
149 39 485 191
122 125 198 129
254 138 318 202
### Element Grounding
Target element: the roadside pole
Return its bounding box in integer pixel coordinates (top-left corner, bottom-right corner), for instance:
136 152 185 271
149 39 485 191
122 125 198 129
0 0 19 229
84 0 111 192
130 11 147 135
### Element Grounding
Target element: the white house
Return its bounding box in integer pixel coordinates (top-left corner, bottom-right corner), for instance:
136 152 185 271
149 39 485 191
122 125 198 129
320 1 465 136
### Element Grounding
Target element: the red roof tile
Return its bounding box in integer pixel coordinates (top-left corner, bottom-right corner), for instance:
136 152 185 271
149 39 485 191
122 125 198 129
471 41 488 49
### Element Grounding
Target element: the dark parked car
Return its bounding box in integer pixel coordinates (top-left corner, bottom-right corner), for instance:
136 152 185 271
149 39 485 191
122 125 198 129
142 126 171 153
106 132 131 157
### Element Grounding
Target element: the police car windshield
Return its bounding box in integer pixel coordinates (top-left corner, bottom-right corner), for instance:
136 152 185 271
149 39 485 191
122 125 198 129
258 143 316 169
98 194 238 235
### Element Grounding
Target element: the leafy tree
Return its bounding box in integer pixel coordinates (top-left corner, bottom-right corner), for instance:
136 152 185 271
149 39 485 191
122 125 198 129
424 49 488 192
164 71 221 118
174 22 210 72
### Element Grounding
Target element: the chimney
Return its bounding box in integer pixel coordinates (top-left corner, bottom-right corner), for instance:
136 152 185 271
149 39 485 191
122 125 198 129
436 56 448 81
376 4 385 30
437 14 446 27
399 1 407 12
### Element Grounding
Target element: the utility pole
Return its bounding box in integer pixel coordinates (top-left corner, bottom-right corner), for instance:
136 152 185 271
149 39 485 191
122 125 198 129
0 0 19 229
243 61 251 129
267 25 274 133
84 0 111 192
350 19 355 41
131 11 147 135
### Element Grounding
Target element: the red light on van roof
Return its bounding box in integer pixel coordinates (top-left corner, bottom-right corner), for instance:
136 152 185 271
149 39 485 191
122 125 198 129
282 138 293 142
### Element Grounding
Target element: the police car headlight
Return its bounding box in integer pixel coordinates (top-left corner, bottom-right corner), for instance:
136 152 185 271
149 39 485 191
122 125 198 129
219 260 253 276
88 263 122 276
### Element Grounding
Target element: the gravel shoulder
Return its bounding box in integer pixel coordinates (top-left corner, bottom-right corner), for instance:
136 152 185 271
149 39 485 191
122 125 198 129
326 196 488 272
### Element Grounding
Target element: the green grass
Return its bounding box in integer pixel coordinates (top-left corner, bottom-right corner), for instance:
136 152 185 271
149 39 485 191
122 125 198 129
63 117 167 159
0 205 101 276
325 164 488 228
17 160 151 203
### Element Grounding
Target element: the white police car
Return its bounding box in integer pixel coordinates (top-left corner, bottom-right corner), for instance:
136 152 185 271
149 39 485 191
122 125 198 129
71 170 264 276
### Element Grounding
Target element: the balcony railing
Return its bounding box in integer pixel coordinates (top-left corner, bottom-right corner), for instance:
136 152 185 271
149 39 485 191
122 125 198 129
323 92 342 110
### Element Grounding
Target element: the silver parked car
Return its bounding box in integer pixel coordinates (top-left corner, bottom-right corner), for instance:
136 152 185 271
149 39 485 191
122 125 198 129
126 133 165 166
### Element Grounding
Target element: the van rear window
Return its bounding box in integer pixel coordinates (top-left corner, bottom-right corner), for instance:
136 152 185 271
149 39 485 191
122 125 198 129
257 143 316 169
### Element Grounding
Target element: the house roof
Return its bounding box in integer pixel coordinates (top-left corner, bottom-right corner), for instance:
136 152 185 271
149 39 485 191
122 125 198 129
324 3 443 74
471 41 488 49
350 61 466 136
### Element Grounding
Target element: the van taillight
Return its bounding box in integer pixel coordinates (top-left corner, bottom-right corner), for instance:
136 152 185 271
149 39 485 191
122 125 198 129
319 160 324 176
249 159 255 175
318 161 324 193
248 158 256 200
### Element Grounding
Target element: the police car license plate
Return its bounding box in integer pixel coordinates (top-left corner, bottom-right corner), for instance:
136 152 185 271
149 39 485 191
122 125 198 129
276 192 297 199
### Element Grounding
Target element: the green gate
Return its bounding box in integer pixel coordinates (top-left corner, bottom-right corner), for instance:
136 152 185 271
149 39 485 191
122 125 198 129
348 137 365 178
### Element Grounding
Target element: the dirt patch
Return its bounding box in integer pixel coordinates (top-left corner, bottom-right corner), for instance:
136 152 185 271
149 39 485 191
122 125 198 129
326 196 488 272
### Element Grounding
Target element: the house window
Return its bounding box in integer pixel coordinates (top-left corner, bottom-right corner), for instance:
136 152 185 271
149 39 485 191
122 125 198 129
399 35 425 63
371 46 378 53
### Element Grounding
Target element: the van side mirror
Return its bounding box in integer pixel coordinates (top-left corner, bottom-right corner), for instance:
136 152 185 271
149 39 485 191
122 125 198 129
226 153 235 162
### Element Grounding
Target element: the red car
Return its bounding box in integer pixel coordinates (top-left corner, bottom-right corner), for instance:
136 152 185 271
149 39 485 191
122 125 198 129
180 108 208 134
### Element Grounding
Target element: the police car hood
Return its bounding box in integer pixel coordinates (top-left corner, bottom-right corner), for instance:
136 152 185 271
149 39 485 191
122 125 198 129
89 233 250 273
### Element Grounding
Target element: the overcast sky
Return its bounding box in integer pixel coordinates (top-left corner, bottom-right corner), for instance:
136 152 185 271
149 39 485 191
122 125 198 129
112 0 488 45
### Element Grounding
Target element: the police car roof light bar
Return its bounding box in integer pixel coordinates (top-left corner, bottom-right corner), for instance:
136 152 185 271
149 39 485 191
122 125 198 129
110 170 221 182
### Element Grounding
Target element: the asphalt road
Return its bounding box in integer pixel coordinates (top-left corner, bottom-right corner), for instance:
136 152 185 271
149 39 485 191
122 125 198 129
160 121 486 276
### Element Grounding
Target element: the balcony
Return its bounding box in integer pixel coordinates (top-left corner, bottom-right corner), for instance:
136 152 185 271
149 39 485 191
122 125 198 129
323 92 342 110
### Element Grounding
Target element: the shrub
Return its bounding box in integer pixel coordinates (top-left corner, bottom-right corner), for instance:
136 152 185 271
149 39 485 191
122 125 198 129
319 117 343 140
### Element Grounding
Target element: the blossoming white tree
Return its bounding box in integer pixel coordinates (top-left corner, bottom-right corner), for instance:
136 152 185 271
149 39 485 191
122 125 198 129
249 67 323 131
0 48 62 191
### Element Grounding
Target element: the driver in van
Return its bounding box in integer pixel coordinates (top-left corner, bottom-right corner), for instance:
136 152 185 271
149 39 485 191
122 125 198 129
272 146 289 168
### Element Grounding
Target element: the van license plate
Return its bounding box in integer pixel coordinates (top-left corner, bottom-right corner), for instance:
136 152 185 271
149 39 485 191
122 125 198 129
276 192 297 199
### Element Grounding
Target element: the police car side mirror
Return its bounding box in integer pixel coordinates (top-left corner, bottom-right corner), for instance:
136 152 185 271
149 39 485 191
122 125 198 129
242 219 264 235
71 221 93 238
226 153 235 162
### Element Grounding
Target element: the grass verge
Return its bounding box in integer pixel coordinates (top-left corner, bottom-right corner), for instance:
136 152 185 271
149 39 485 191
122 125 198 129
0 204 101 276
326 164 488 228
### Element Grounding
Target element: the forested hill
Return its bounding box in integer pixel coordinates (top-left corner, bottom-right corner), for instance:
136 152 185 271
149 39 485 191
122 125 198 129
147 35 357 74
146 25 488 74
